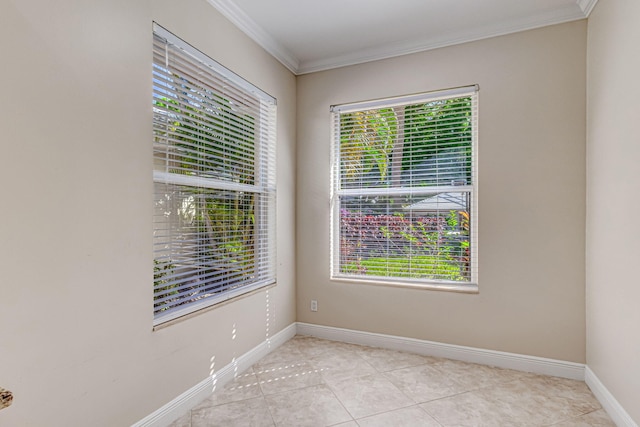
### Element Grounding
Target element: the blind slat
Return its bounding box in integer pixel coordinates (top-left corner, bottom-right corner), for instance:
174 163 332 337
331 87 478 287
153 24 276 325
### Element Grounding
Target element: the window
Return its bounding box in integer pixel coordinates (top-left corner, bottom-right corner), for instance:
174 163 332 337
331 86 478 290
152 24 276 325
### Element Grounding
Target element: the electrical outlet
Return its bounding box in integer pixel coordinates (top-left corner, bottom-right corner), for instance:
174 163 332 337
310 300 318 312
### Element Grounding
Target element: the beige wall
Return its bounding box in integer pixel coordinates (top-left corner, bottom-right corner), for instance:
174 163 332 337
10 0 639 423
586 0 640 423
0 0 296 425
297 21 587 362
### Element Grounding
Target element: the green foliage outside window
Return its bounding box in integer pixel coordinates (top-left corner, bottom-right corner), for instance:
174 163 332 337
338 96 473 282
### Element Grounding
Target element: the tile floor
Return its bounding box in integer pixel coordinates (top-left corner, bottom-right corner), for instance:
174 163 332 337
169 335 615 427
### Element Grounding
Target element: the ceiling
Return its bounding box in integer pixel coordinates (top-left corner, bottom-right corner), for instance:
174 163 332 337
207 0 597 75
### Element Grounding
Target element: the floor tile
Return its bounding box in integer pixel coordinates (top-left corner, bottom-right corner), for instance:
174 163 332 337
311 351 378 384
356 405 442 427
548 409 616 426
328 374 414 419
534 376 603 409
255 360 324 395
292 336 354 358
168 336 614 427
167 412 191 427
421 390 543 427
355 346 439 372
264 384 352 427
193 370 262 410
432 358 530 390
286 336 331 353
480 375 601 424
384 363 467 403
191 396 274 427
253 340 305 369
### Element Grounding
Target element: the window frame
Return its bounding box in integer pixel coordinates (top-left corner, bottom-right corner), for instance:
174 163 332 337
152 23 277 326
330 86 478 292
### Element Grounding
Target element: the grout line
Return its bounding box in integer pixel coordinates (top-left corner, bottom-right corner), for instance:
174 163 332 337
176 333 613 427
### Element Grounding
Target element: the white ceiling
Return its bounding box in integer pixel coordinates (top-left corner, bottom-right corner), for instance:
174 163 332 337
207 0 597 75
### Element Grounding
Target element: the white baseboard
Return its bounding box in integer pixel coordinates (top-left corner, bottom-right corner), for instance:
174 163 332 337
585 366 638 427
296 322 585 380
131 323 297 427
137 322 640 427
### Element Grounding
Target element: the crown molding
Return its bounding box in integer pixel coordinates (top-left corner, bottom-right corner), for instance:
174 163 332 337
207 1 591 75
577 0 599 16
297 4 586 74
205 0 299 73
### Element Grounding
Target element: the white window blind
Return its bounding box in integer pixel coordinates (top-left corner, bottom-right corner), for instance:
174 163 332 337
331 86 478 289
152 24 276 325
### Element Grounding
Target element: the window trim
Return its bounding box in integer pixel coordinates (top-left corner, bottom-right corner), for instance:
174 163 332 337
153 24 275 105
330 85 478 291
152 23 277 326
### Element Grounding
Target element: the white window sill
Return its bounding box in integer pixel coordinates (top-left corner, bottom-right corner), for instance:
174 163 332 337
330 276 479 294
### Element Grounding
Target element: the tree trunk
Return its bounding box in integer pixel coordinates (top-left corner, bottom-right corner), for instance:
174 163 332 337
390 106 405 187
